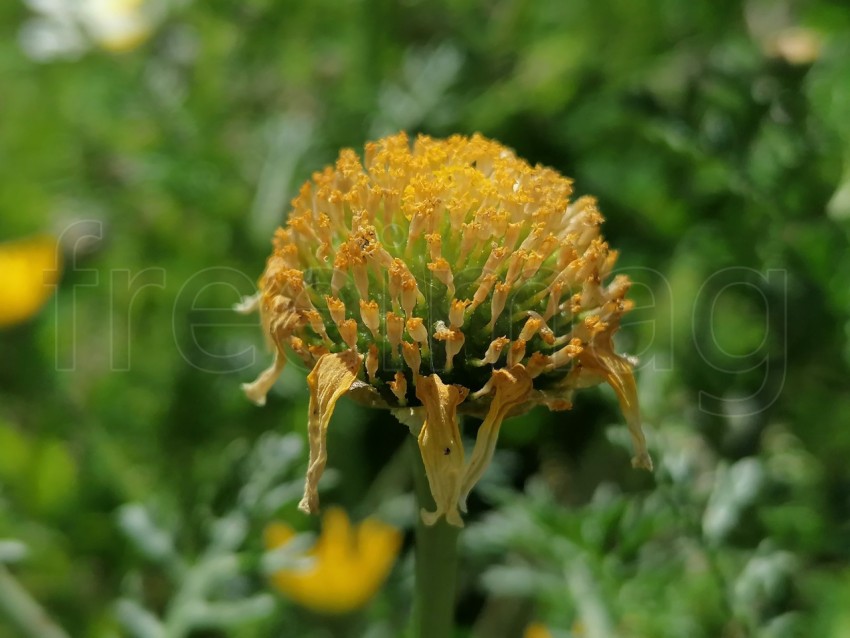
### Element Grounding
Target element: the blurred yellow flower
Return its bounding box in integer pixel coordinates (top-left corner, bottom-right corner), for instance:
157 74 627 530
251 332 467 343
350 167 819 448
264 507 402 614
524 622 553 638
0 235 60 328
767 27 823 65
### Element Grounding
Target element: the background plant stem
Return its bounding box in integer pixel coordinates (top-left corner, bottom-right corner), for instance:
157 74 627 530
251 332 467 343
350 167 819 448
409 436 460 638
0 565 70 638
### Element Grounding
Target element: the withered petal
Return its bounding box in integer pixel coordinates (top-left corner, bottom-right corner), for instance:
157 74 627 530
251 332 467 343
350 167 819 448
241 350 286 406
415 374 468 527
298 350 363 515
461 365 533 511
580 346 652 470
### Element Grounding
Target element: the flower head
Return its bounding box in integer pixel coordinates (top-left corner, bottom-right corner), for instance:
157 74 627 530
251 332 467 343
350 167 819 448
0 235 60 328
264 507 401 614
242 133 651 526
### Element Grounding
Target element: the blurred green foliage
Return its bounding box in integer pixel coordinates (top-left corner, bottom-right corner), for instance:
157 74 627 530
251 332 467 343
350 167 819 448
2 0 850 636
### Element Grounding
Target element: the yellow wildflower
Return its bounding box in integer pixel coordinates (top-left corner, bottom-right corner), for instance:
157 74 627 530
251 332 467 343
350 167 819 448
0 235 60 328
242 133 651 527
524 622 554 638
264 507 402 614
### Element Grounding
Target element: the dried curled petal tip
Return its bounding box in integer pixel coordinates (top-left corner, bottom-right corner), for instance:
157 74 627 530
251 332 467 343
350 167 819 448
233 293 260 314
578 340 652 472
241 352 285 406
632 452 654 471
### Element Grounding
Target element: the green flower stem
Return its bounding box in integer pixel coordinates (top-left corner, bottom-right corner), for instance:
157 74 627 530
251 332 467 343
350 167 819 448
0 564 70 638
410 436 460 638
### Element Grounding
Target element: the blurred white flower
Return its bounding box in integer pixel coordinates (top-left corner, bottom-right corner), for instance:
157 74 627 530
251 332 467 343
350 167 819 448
19 0 158 61
80 0 153 52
